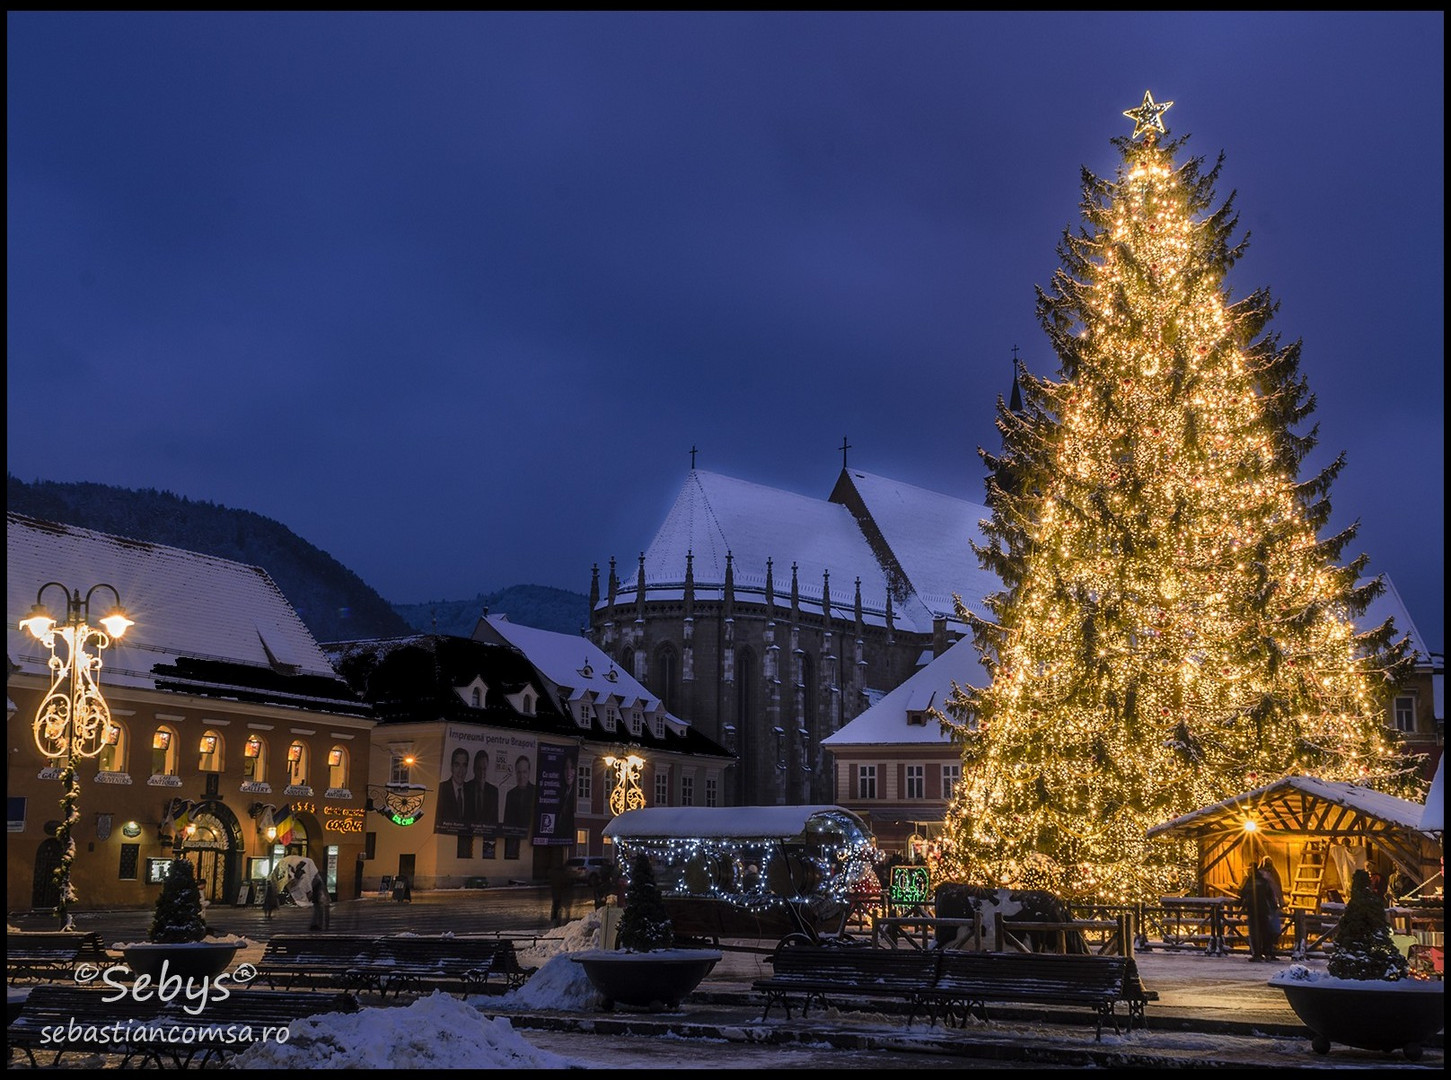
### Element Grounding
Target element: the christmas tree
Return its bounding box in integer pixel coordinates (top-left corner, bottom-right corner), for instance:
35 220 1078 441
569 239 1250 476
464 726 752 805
1328 869 1409 980
940 92 1418 903
616 852 674 952
148 856 209 943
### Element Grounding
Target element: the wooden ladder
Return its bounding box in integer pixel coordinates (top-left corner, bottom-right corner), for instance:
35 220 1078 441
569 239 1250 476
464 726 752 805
1288 841 1326 912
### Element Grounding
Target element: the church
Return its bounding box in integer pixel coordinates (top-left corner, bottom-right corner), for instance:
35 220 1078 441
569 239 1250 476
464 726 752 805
587 462 1000 807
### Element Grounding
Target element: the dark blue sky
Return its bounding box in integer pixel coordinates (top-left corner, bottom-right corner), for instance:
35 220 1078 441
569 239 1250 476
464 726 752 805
7 12 1443 650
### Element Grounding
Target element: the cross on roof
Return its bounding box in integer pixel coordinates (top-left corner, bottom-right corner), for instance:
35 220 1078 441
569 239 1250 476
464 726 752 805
840 436 852 469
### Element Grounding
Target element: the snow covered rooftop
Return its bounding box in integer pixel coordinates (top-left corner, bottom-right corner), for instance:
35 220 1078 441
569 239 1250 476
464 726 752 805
475 614 685 733
610 468 997 635
7 513 362 711
822 636 985 748
1146 774 1436 838
602 804 871 841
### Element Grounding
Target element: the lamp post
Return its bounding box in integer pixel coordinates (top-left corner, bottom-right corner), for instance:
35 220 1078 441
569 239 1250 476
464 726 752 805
603 752 646 816
19 581 132 929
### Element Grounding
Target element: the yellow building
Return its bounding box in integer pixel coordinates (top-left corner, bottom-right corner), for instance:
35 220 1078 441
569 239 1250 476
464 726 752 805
7 513 374 912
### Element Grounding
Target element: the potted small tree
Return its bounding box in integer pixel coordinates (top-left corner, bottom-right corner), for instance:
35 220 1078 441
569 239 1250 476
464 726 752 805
1270 868 1443 1060
572 852 721 1010
120 858 243 980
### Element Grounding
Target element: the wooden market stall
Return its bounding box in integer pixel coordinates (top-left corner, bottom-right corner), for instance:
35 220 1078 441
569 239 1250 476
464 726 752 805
1146 775 1442 913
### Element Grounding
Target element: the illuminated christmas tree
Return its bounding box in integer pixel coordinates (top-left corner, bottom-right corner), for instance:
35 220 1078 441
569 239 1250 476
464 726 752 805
939 92 1419 903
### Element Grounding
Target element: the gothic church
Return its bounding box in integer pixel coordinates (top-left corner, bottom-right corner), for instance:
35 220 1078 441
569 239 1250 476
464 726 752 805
588 464 1000 806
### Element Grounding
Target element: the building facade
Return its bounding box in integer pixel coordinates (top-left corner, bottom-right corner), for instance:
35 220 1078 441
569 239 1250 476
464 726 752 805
7 513 374 912
326 630 731 890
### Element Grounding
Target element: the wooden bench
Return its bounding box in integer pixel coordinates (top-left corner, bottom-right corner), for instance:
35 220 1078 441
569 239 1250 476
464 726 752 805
347 936 529 998
919 951 1149 1040
6 931 110 984
8 984 169 1067
752 943 939 1020
255 934 377 990
7 983 360 1069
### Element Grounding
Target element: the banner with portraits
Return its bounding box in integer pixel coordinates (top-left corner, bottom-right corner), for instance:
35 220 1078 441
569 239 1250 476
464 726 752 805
435 726 537 839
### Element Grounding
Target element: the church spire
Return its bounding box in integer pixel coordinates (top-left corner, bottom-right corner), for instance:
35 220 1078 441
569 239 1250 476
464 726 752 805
1009 344 1024 415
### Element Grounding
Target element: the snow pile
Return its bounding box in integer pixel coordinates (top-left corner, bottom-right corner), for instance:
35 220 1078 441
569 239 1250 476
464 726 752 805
514 907 605 967
493 952 602 1012
1269 964 1442 991
229 991 583 1069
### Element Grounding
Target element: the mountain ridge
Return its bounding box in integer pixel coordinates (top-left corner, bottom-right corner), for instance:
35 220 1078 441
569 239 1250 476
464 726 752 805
6 475 588 641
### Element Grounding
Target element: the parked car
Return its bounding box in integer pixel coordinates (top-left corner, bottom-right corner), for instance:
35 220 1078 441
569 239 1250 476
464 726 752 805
564 856 615 887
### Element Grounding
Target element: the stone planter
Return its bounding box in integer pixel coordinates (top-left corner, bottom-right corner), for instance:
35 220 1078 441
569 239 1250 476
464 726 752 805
121 941 242 981
572 949 722 1010
1271 974 1444 1061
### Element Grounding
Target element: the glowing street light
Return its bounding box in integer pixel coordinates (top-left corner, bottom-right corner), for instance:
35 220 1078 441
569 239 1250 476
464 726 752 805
603 752 646 816
20 581 131 928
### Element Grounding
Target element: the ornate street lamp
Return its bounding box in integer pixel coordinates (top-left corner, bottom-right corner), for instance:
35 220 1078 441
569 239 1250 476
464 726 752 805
19 581 132 928
603 752 646 816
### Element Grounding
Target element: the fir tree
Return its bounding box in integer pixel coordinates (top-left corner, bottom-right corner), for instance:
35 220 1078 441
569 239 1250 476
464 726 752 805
1328 869 1409 980
940 92 1418 903
616 852 674 952
148 857 209 943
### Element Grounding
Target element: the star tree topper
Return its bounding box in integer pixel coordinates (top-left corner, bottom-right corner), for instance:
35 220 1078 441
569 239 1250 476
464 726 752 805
1123 90 1173 139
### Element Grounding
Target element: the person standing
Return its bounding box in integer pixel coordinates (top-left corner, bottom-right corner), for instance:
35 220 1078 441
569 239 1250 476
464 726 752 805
1238 859 1280 961
262 877 280 920
309 874 331 931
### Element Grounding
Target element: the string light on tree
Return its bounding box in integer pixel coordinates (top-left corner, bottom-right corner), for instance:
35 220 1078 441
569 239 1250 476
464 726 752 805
938 92 1419 905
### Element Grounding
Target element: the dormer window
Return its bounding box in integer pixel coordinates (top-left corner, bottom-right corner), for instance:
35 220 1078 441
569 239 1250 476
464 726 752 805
906 710 927 727
651 712 665 740
455 677 489 710
578 659 594 679
600 705 618 733
576 702 593 729
605 667 619 683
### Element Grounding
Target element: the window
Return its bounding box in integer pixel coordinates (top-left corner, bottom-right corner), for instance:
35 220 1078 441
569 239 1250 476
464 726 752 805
577 764 592 810
654 769 670 807
388 749 412 786
198 730 223 773
119 844 140 880
287 742 308 785
856 765 877 800
504 837 521 860
628 708 642 736
575 828 590 849
243 734 267 782
905 764 925 799
99 722 127 774
680 775 694 807
654 645 679 715
577 702 593 729
601 705 618 732
1394 695 1416 733
471 687 481 707
704 776 718 808
364 832 377 860
942 763 961 801
151 726 178 776
457 834 474 859
327 746 348 789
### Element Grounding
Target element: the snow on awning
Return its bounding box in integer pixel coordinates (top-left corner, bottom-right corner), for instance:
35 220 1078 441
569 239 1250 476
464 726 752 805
603 805 871 842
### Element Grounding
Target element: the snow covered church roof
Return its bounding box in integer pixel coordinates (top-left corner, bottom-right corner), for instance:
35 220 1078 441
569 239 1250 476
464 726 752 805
8 512 365 714
613 467 997 635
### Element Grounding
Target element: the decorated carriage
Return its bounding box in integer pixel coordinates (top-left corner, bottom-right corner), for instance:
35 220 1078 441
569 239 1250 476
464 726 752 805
602 805 879 949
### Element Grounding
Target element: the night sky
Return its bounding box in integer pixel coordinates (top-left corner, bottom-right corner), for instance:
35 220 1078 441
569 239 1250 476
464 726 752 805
7 12 1443 651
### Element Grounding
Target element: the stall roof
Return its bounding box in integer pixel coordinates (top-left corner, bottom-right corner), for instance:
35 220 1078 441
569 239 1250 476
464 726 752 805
1146 775 1434 840
1421 758 1443 834
603 805 869 841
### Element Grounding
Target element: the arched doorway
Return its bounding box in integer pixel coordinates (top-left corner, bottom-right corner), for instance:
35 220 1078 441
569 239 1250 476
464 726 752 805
178 801 243 905
32 839 62 910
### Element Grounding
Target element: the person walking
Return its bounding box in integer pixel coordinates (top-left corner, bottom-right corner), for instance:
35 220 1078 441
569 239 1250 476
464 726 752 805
309 875 331 931
262 877 280 921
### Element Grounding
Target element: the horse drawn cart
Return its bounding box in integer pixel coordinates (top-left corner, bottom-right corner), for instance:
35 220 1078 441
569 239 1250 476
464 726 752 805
602 805 879 952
